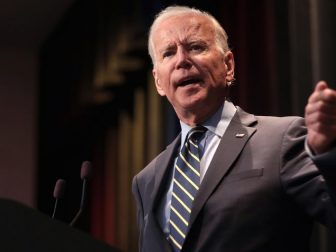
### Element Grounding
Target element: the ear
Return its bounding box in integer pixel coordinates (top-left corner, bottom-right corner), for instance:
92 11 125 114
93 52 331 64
224 51 235 82
153 69 166 96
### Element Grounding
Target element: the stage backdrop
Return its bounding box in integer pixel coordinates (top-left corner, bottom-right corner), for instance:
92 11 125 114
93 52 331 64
38 0 336 251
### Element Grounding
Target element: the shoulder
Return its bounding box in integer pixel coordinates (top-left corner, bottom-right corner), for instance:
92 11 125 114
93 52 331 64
256 115 306 137
235 106 305 133
231 107 307 146
256 115 304 129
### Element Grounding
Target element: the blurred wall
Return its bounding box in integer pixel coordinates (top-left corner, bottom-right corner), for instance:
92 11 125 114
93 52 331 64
0 0 74 207
0 47 37 207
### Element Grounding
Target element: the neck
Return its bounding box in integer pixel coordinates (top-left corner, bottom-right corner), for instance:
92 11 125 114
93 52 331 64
177 102 224 127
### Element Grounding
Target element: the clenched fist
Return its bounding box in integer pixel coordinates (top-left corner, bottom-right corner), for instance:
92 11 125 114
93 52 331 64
305 81 336 154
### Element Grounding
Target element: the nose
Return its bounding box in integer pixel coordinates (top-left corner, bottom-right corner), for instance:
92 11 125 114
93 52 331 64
175 47 192 69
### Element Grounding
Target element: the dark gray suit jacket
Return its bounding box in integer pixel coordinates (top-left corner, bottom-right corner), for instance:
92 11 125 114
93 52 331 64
132 108 336 252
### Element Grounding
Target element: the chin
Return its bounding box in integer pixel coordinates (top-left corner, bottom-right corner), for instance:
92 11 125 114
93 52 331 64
180 100 207 112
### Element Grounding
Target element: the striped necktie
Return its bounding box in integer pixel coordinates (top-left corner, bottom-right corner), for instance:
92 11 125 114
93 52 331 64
169 126 206 251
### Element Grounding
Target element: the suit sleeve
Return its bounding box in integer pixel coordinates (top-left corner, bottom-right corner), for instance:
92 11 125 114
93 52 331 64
312 148 336 207
280 118 336 230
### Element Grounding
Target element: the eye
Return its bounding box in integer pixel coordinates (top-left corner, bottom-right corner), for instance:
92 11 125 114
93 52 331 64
162 51 173 58
162 50 174 58
189 43 206 52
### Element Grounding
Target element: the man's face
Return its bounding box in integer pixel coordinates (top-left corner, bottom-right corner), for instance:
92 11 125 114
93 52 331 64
152 14 234 124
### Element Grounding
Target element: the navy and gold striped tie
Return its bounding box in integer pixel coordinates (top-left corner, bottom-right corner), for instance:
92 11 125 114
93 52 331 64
169 126 206 251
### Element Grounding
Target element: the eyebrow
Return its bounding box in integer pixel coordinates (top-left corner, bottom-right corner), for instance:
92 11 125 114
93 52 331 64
159 43 176 54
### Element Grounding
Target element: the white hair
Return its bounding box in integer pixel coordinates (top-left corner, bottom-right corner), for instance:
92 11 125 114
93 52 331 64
148 6 230 65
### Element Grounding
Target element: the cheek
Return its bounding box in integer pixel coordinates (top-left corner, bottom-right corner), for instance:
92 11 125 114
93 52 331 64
156 67 173 87
209 60 227 82
195 55 225 78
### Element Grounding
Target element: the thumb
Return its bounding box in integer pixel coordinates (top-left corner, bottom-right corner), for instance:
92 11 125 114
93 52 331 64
315 80 328 92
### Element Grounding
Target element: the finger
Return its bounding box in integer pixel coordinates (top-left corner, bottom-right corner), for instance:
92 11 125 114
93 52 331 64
315 80 328 92
307 122 336 136
305 100 336 115
320 88 336 103
308 82 327 103
309 81 336 103
305 111 336 125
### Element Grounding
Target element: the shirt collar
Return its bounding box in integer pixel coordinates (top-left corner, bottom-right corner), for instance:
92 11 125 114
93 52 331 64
179 100 237 144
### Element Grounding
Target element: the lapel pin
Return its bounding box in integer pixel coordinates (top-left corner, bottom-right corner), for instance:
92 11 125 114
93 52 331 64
235 133 245 138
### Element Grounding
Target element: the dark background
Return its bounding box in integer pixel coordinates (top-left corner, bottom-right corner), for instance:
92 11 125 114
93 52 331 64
0 0 335 252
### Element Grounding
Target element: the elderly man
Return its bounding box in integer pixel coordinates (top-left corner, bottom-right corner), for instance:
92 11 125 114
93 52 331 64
132 5 336 252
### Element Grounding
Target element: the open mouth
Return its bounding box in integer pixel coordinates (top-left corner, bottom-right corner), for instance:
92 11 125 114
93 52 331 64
178 77 202 87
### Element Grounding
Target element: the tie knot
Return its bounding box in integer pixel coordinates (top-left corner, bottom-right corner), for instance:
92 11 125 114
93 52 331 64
187 126 207 143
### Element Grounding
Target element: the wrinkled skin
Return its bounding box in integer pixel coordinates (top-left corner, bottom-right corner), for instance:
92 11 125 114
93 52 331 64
151 14 234 126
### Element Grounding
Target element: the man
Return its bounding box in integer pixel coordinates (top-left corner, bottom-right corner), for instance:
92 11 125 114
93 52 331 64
132 5 336 252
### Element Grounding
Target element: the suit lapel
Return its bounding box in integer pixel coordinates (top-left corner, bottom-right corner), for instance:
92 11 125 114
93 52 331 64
142 108 258 250
188 108 257 229
150 135 180 210
144 136 181 252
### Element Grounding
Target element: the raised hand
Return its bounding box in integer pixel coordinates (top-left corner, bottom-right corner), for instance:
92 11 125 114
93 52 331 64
305 81 336 154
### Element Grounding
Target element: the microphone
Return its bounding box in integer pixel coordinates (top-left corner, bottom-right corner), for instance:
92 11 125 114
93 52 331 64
69 161 92 227
51 179 66 219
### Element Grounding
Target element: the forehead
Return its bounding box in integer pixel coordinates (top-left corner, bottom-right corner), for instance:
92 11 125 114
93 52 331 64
152 14 215 47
